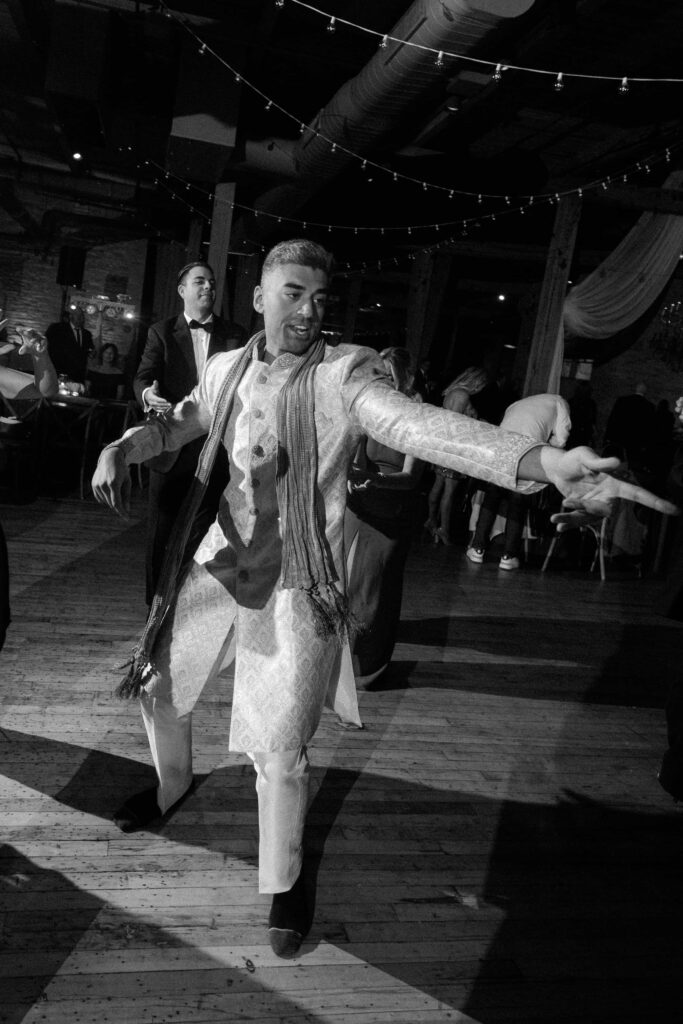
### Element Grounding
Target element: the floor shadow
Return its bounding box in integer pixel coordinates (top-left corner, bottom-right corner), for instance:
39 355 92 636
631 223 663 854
0 843 337 1024
379 616 683 708
3 730 683 1019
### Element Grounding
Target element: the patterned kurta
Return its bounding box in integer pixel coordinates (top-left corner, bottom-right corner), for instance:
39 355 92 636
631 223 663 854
114 340 542 752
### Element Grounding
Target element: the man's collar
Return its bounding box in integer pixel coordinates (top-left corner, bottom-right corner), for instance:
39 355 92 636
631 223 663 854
183 312 214 327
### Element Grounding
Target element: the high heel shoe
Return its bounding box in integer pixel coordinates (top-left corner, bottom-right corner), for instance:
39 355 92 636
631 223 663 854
434 527 452 546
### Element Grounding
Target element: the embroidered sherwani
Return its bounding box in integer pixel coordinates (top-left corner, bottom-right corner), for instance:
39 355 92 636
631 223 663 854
115 341 541 752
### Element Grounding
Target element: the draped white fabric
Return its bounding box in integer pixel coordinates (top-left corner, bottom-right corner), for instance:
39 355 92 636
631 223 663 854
545 171 683 392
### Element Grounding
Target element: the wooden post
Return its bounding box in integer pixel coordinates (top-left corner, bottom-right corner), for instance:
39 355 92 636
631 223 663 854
523 194 582 396
342 275 363 344
207 183 236 319
405 251 452 367
186 217 204 261
231 254 260 335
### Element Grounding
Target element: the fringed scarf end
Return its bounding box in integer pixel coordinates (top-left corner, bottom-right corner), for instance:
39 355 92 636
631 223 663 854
307 584 364 645
115 651 153 700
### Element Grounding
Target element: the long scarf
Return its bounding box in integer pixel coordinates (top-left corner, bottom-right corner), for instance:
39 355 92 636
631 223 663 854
117 329 355 700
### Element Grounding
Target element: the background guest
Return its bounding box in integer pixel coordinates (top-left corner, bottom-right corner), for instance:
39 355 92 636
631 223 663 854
344 347 424 686
467 393 571 570
134 260 245 604
46 306 93 384
424 366 488 545
87 342 127 400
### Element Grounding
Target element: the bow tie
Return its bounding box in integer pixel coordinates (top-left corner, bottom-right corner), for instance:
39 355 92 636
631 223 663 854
188 319 213 333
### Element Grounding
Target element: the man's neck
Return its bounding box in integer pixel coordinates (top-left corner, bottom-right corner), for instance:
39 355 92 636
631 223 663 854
185 309 213 324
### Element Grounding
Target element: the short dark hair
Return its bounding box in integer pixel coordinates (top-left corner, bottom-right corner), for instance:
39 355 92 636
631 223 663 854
261 239 334 283
177 260 215 286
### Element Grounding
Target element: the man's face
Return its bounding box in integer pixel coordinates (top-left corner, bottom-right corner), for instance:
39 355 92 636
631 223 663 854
70 308 84 329
253 263 328 358
178 266 215 317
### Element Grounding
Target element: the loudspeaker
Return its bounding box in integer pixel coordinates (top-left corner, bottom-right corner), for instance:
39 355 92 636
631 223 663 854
56 246 85 288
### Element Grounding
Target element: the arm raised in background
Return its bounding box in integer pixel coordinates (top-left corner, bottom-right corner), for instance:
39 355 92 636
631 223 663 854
0 318 58 401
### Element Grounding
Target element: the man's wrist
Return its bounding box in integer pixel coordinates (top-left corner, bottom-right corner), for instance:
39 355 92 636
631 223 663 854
517 443 554 484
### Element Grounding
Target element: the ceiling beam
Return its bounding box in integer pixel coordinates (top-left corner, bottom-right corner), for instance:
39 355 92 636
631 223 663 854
591 186 683 216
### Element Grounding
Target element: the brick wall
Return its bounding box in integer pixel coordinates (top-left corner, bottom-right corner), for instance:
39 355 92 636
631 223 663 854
0 236 148 374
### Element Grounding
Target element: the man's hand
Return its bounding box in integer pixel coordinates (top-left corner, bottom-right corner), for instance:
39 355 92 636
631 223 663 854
540 445 679 530
145 380 172 414
92 447 132 518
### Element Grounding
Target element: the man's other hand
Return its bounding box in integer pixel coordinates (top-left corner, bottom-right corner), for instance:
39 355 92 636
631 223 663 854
145 380 172 414
92 447 132 518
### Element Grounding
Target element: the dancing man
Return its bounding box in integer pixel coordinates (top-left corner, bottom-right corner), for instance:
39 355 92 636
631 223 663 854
92 239 677 958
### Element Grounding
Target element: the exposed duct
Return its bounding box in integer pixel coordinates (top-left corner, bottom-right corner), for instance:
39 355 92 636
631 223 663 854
241 0 535 230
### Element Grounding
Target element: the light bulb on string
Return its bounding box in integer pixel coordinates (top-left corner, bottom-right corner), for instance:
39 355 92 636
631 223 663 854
393 172 398 182
435 51 444 68
554 72 564 91
198 44 207 56
265 100 273 111
331 143 337 153
327 17 336 32
275 0 284 7
234 74 241 83
449 190 454 199
619 77 629 94
379 34 388 49
492 63 504 82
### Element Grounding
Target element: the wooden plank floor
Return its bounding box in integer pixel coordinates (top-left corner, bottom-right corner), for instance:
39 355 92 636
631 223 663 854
1 494 682 1024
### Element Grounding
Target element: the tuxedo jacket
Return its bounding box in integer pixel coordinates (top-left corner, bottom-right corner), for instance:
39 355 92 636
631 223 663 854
134 313 241 477
46 321 94 382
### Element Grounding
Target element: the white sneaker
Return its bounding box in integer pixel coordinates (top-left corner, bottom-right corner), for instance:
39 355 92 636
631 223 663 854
499 555 520 571
466 547 484 564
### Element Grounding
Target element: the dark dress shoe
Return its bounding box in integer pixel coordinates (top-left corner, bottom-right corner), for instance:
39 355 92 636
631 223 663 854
113 781 195 833
268 871 309 958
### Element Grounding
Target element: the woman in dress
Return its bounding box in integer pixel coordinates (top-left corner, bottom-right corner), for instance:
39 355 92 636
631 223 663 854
424 366 488 545
344 347 425 686
86 342 127 400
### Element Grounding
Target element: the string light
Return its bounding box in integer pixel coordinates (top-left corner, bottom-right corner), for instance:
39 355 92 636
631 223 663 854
134 134 681 244
619 77 629 94
492 64 504 82
326 16 336 32
379 34 388 49
275 0 284 6
275 1 683 86
155 1 682 208
435 51 444 68
199 43 207 56
554 72 564 91
265 100 273 110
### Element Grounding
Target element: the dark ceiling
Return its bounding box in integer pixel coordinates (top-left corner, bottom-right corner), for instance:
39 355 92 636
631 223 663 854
1 0 682 278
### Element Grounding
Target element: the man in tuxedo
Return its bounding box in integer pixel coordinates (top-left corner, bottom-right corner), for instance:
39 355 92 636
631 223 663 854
46 306 93 382
134 260 245 603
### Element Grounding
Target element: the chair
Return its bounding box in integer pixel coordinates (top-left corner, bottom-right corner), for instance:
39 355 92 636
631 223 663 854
542 518 610 580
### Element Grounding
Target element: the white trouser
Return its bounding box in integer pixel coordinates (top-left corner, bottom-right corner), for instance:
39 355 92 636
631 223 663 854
140 694 309 893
